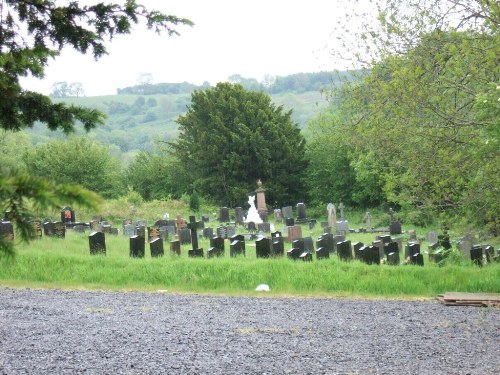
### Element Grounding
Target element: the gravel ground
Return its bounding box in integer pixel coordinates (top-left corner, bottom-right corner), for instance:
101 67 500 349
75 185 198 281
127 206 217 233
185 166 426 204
0 288 498 375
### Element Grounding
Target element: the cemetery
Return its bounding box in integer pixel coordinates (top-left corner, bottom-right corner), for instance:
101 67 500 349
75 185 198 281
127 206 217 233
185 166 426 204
1 196 499 298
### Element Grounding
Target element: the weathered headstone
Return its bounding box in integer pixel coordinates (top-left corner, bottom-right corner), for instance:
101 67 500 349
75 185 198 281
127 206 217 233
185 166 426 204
458 234 477 258
73 224 86 233
257 222 271 233
54 221 66 239
384 241 399 257
246 222 256 233
148 226 160 241
327 203 336 228
219 207 230 223
362 212 372 230
123 224 135 237
109 227 119 236
282 206 293 221
484 245 494 263
426 231 438 244
271 231 284 257
43 221 55 237
387 251 400 265
203 227 214 239
335 221 349 236
372 240 384 259
285 217 295 227
226 226 236 239
390 221 402 235
208 236 225 258
135 225 146 238
470 244 483 266
273 209 283 223
179 228 192 244
216 226 227 239
89 231 106 255
150 237 164 257
130 235 145 258
61 206 75 224
234 207 244 225
303 236 315 254
0 221 14 241
353 242 364 259
287 225 302 243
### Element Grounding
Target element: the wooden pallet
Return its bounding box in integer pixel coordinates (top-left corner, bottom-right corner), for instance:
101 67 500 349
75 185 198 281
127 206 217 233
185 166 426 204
436 292 500 307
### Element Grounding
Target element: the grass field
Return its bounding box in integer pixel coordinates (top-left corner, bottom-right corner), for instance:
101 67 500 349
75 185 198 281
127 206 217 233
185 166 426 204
1 228 498 298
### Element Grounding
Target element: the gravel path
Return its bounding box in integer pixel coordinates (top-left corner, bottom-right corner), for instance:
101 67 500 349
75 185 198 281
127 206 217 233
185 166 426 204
0 288 498 375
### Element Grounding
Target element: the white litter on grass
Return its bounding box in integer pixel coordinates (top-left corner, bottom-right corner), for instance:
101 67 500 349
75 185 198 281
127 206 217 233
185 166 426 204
255 284 270 292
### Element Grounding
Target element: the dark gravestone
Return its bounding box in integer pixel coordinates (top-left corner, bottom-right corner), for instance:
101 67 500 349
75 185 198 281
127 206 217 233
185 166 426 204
216 226 227 239
130 235 145 258
235 207 244 225
187 216 204 258
150 237 164 257
308 220 317 230
203 227 214 239
61 206 75 224
323 226 331 234
296 203 307 223
201 214 210 223
208 236 225 258
358 246 369 264
257 222 271 233
179 228 192 245
299 251 313 261
333 234 346 252
282 206 293 221
219 207 230 223
484 245 494 263
271 232 284 257
387 252 400 265
43 222 55 237
470 245 483 266
389 221 402 235
337 240 352 261
226 226 236 239
0 221 14 241
292 239 305 253
256 237 272 258
378 234 392 244
317 233 334 254
438 233 452 250
154 220 168 228
89 231 106 255
384 242 399 257
246 222 256 233
316 247 330 260
259 211 268 223
54 222 66 239
285 217 295 227
411 253 424 266
135 226 146 238
230 238 245 257
287 247 302 260
353 242 364 260
372 240 384 260
408 242 421 260
303 236 315 254
170 240 181 256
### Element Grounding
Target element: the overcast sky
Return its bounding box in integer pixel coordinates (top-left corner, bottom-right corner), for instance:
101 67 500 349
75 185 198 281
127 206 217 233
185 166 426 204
20 0 375 96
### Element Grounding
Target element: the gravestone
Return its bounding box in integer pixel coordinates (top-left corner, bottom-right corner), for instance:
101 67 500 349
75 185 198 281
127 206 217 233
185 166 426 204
387 251 400 265
426 231 438 243
230 234 245 257
150 237 164 257
170 240 181 256
273 209 283 223
335 221 349 236
43 221 55 237
217 226 227 239
166 225 176 237
370 245 381 265
226 226 236 239
390 221 402 235
257 222 271 233
73 224 86 233
130 235 145 258
362 211 372 230
258 211 268 223
287 225 302 243
372 240 384 259
246 222 256 233
61 206 75 224
287 245 303 260
148 226 160 241
296 203 307 224
303 236 315 254
327 203 336 228
203 227 214 239
208 236 225 258
123 224 135 237
256 237 271 258
458 234 477 258
317 233 334 254
384 242 399 257
219 207 230 223
54 222 66 239
316 246 329 260
484 245 494 263
333 234 346 252
135 226 146 238
411 253 424 266
235 207 244 225
135 219 147 228
406 242 421 259
201 214 210 223
282 206 293 221
89 231 106 255
470 245 483 266
378 234 392 244
154 220 168 228
179 228 192 245
337 240 352 261
353 242 364 260
285 217 295 227
308 220 317 230
109 228 119 236
159 226 168 241
32 220 43 238
271 231 284 257
187 216 204 258
0 221 14 241
299 251 313 261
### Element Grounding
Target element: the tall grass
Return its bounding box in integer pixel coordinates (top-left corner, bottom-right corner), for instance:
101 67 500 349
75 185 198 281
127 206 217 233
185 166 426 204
1 231 498 297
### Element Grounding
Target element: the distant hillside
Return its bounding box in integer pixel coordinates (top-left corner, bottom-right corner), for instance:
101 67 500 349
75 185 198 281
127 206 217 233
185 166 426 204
27 71 348 161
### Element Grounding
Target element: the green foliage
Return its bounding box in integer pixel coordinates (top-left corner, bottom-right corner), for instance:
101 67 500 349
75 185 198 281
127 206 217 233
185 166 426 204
170 83 308 207
189 190 200 212
0 0 191 254
24 137 125 198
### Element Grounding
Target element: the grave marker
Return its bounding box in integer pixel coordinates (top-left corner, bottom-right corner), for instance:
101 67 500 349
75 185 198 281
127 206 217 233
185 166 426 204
130 235 145 258
89 231 106 255
187 216 204 257
150 237 164 257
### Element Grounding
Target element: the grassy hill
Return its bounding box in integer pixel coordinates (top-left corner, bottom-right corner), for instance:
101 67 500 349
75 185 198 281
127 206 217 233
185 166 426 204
26 88 329 162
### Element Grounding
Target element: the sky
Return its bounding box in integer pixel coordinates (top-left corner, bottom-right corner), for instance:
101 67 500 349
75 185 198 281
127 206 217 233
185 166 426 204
20 0 375 97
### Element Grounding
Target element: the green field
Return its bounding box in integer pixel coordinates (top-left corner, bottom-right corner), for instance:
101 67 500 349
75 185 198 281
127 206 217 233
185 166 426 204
1 228 498 298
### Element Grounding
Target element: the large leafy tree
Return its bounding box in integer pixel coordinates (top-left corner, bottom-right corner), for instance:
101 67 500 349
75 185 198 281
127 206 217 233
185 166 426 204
170 83 308 207
0 0 192 255
325 0 499 227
